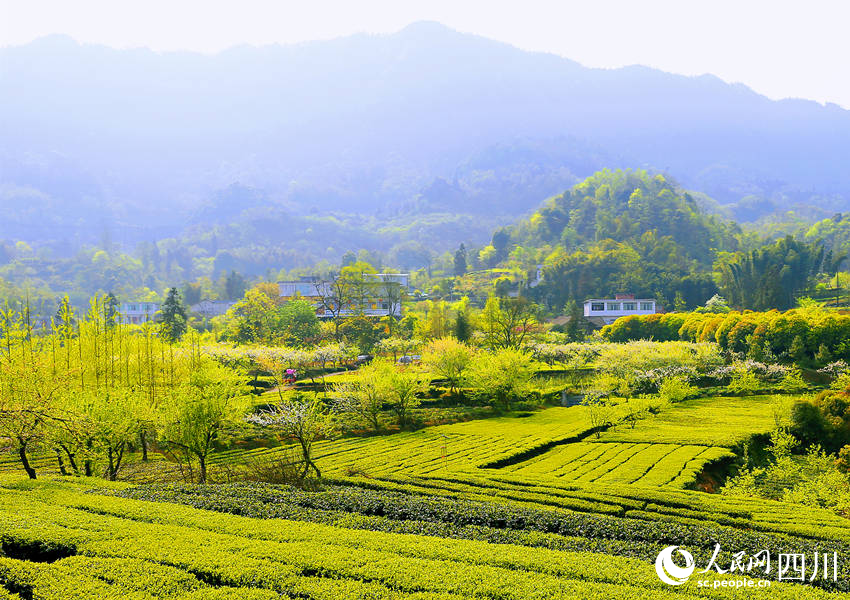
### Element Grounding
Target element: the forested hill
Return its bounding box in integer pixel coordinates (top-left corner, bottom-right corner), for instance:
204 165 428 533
515 169 741 264
476 169 843 313
489 170 741 310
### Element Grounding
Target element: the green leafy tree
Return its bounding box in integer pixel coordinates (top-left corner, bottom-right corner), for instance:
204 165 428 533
384 366 429 428
222 288 280 344
464 348 536 411
158 287 188 342
481 296 539 349
279 298 320 346
453 244 468 276
332 360 394 431
104 292 119 329
716 236 825 310
562 299 589 342
224 270 247 301
423 338 476 397
161 361 248 483
454 310 472 342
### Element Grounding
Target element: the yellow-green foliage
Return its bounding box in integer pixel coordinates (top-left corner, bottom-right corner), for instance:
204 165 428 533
212 406 599 477
603 308 850 365
0 477 842 600
502 442 733 489
598 395 785 446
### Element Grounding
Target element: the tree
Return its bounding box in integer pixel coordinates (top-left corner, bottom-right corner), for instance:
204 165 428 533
492 228 511 261
224 270 247 301
222 288 280 344
464 348 536 411
104 292 120 328
384 366 428 428
422 338 475 397
339 315 383 353
0 346 68 479
424 300 450 339
716 236 824 310
562 300 589 342
313 276 354 341
694 294 731 314
481 296 539 349
279 298 320 346
158 287 187 342
181 282 203 305
454 310 472 343
332 360 393 431
71 388 144 480
55 295 75 330
374 337 416 362
453 244 468 276
161 361 248 483
247 393 333 479
582 392 615 439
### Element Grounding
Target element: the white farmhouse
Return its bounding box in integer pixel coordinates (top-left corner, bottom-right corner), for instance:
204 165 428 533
583 294 657 325
119 302 160 325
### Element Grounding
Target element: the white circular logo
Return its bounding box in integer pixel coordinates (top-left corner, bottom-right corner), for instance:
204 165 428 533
655 546 695 586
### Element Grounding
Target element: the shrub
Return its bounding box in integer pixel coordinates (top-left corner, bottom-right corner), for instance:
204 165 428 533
658 377 697 403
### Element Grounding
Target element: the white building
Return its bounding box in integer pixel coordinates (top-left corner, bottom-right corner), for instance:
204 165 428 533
278 273 409 318
120 302 160 325
190 300 237 319
583 294 657 325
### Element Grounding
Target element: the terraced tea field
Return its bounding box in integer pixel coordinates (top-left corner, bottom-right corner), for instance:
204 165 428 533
500 442 734 487
210 405 603 476
490 395 782 488
0 476 846 599
598 395 784 446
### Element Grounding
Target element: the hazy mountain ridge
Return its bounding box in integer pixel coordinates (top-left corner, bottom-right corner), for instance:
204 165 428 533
2 22 850 255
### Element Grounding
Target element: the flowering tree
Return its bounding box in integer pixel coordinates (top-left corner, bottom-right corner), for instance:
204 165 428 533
247 393 334 479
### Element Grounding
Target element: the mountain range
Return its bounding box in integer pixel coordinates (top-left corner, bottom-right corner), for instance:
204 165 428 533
2 21 850 253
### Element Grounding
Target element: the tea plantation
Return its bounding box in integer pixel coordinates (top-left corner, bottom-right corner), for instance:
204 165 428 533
0 476 847 599
2 392 850 598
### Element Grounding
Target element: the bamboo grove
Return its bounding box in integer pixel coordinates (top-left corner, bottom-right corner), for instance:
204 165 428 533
0 295 244 482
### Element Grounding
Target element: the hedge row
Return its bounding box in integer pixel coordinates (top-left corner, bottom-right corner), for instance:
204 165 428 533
3 479 838 599
114 480 850 592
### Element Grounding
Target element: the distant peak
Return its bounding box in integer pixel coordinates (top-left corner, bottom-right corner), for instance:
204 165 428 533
23 34 80 48
396 21 458 37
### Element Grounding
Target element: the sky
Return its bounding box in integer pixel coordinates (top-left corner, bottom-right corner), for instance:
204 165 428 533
2 0 850 109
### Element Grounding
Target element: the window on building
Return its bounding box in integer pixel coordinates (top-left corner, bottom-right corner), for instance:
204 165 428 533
591 302 605 311
607 302 620 311
623 302 636 310
640 301 654 311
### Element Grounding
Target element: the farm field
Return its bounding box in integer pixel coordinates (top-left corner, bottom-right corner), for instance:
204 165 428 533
210 406 603 476
0 476 846 600
597 395 784 446
500 442 734 487
205 396 784 492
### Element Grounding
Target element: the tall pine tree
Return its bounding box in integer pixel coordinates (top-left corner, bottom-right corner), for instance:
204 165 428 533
159 287 187 342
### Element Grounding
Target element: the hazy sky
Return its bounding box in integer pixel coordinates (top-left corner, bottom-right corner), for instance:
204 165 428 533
3 0 850 108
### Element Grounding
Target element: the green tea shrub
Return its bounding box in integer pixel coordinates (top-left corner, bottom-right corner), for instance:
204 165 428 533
658 377 697 403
